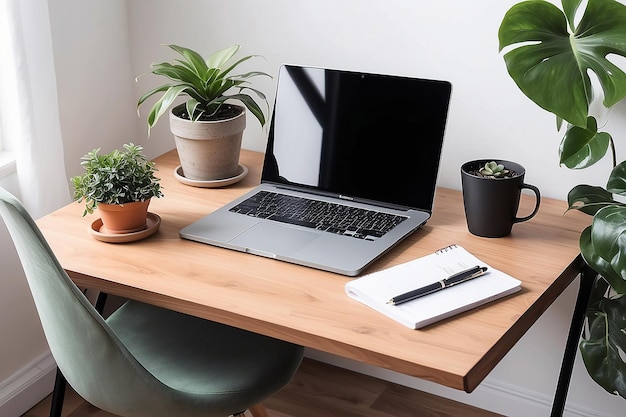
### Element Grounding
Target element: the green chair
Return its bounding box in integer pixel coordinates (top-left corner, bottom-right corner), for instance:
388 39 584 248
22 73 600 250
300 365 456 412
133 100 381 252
0 187 303 417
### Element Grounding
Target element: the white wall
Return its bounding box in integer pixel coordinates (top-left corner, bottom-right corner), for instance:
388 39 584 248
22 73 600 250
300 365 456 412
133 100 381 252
2 0 625 416
49 0 139 179
129 0 623 201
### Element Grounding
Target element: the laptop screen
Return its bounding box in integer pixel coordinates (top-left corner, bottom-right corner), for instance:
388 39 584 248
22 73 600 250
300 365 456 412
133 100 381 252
262 65 452 211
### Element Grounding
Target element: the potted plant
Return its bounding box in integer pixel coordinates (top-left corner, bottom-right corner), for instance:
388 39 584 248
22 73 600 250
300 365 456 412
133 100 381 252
70 143 164 234
137 44 270 183
461 160 540 237
499 0 626 398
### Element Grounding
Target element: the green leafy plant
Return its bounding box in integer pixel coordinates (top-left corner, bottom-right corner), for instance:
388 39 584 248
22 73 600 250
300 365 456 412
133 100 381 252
499 0 626 398
478 161 510 178
137 44 270 133
70 143 163 216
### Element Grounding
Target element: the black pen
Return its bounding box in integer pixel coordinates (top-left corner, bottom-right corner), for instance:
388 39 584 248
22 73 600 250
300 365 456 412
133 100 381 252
386 265 488 306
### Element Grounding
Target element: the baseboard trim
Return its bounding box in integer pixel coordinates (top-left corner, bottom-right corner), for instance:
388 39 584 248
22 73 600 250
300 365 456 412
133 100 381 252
477 377 608 417
0 351 56 417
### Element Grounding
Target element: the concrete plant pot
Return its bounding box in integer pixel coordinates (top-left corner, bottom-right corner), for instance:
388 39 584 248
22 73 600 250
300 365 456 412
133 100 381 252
169 103 246 182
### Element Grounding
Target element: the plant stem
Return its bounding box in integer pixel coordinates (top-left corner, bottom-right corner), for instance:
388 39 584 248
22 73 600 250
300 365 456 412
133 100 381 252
610 138 617 168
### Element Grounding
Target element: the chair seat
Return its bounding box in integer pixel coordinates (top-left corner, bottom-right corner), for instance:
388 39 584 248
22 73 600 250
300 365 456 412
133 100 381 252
106 300 304 414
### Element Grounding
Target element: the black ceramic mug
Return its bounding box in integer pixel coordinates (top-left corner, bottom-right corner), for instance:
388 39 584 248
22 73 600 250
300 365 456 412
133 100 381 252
461 160 541 238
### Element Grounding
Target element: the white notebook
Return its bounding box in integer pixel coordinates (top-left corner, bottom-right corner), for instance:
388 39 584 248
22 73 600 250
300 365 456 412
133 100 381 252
344 244 521 329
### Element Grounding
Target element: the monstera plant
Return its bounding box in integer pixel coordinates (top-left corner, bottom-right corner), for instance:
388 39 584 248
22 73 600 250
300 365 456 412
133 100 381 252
499 0 626 398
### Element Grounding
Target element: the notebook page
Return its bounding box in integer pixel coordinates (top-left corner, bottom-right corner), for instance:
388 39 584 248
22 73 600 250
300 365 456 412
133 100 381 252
345 245 521 329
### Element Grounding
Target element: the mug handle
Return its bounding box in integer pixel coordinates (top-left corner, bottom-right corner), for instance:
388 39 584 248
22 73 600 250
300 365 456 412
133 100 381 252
514 184 541 223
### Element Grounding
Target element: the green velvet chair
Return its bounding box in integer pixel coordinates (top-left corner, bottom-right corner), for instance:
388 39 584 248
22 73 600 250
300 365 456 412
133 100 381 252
0 187 304 417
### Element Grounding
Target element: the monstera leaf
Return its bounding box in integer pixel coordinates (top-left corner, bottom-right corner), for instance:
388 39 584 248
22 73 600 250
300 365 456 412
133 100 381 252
607 161 626 196
567 162 626 216
568 185 618 216
559 117 612 169
579 276 626 397
580 209 626 294
579 212 626 397
499 0 626 128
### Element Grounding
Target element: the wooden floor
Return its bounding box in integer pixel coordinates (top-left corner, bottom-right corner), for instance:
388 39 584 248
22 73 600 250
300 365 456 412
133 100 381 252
21 358 502 417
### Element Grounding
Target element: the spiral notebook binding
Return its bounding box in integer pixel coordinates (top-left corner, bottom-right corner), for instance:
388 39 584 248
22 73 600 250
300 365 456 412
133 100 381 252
435 244 458 254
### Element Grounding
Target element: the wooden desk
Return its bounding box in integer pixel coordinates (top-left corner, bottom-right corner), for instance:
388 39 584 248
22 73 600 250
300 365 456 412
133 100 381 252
37 149 590 396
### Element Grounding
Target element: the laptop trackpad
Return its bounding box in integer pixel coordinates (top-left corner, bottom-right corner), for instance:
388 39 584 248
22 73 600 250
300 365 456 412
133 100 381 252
229 222 320 258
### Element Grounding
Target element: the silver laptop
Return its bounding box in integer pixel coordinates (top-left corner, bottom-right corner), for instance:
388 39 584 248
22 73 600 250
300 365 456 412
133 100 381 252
180 65 452 276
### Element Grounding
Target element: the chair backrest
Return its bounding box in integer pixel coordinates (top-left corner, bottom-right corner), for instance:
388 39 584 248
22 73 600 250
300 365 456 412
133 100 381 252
0 187 180 416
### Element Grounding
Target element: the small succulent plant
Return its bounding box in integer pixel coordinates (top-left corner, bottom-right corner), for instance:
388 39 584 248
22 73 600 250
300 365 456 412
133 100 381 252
479 161 510 178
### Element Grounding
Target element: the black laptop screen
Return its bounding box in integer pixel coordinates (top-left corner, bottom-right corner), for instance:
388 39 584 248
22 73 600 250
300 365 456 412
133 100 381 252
261 65 452 212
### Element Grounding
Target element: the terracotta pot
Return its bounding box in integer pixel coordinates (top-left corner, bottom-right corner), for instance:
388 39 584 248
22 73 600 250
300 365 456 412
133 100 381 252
97 200 150 234
170 104 246 181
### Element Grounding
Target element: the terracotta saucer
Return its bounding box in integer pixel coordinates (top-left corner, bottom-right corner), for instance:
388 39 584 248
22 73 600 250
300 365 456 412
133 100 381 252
89 212 161 243
174 164 248 188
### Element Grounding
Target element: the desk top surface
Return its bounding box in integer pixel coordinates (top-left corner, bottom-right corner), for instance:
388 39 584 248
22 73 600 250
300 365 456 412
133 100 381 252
37 149 590 392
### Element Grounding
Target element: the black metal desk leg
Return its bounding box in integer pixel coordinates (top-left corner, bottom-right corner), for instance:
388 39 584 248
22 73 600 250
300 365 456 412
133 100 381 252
94 291 109 315
48 291 109 417
550 266 595 417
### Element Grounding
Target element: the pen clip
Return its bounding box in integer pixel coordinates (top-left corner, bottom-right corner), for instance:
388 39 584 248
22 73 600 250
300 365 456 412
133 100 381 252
445 266 487 286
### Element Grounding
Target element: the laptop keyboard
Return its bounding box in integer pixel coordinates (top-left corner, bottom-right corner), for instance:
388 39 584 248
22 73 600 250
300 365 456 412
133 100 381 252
229 191 407 241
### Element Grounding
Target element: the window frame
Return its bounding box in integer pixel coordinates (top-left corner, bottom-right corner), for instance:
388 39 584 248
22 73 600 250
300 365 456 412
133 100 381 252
0 3 17 179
